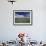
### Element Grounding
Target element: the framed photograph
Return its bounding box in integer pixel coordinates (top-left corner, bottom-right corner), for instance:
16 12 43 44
13 10 32 25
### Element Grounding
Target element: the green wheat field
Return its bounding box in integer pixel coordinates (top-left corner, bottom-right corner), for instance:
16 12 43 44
15 18 30 23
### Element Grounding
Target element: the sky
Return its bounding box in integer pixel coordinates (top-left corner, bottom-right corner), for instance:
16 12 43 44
15 12 30 17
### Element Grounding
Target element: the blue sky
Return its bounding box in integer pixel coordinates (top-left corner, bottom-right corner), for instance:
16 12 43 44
15 12 30 17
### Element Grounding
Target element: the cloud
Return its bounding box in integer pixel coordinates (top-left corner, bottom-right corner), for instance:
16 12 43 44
15 14 24 18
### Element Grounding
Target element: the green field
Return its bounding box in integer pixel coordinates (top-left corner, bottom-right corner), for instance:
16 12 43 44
15 18 30 23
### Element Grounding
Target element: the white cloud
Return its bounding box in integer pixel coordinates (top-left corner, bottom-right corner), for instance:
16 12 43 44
15 14 24 18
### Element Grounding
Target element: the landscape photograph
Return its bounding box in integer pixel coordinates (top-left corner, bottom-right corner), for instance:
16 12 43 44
13 10 32 25
15 12 30 23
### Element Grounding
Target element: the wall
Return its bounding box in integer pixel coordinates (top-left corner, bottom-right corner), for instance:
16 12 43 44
0 0 46 42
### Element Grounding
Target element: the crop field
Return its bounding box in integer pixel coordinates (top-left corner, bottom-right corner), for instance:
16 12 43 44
15 18 30 23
